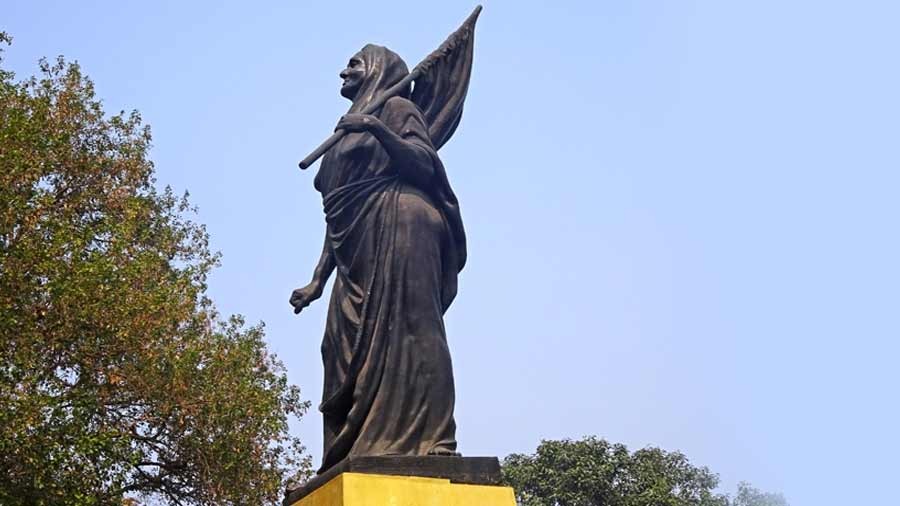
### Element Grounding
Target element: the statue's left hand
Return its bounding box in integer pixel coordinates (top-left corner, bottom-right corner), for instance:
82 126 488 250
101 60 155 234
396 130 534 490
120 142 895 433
290 280 324 315
335 113 379 133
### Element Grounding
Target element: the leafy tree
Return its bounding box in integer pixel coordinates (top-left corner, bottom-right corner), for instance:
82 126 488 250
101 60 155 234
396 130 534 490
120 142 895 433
502 437 789 506
0 33 311 505
502 437 730 506
731 482 787 506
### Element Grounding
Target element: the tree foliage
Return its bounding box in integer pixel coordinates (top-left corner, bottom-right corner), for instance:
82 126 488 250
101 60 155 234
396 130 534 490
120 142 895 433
503 437 729 506
0 33 311 505
731 482 788 506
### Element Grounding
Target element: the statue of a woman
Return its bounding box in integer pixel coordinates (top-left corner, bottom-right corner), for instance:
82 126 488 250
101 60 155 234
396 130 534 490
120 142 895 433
289 37 474 474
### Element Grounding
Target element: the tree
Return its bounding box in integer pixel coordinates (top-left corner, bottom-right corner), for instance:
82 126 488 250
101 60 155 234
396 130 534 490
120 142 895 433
502 437 729 506
0 33 311 505
502 437 789 506
731 482 788 506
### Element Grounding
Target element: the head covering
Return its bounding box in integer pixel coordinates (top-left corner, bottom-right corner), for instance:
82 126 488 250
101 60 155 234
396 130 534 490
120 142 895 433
348 44 410 113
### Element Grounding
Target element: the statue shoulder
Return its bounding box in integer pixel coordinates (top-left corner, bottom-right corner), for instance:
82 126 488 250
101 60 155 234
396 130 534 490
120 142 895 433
381 96 430 139
383 96 423 118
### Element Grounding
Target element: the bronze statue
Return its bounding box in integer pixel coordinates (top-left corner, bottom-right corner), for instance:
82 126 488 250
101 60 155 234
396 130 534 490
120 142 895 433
290 8 480 476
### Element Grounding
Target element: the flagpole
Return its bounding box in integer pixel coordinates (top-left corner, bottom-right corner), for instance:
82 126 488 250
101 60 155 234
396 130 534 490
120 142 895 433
298 5 482 170
298 68 422 170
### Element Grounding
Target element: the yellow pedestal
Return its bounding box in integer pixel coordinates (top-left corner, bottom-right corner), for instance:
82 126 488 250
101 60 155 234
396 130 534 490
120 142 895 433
287 472 517 506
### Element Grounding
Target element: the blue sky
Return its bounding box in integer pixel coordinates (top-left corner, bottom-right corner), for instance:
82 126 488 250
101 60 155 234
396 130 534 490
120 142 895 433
5 1 899 504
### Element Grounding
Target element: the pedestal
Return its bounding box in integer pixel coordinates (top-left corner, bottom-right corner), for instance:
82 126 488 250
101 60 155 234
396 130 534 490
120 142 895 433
285 472 516 506
283 456 514 506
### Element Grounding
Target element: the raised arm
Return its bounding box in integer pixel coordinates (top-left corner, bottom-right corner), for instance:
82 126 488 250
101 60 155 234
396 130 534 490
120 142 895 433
289 234 335 315
369 119 434 187
334 97 436 188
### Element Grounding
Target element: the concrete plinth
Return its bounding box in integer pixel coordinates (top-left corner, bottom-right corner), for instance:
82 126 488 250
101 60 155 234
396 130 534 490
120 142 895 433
283 455 505 505
285 472 516 506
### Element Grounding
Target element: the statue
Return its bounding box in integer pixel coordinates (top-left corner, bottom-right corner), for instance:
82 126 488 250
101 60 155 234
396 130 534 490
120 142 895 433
289 7 481 478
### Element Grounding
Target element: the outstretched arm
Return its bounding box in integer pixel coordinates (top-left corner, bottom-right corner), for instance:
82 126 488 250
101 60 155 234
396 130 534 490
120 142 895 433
290 234 334 314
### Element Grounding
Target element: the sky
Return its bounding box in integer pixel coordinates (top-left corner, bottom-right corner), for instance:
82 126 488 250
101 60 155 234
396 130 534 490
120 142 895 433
4 1 899 504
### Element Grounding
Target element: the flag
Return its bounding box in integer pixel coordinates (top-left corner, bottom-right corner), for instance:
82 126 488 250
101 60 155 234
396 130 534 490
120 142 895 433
411 6 481 150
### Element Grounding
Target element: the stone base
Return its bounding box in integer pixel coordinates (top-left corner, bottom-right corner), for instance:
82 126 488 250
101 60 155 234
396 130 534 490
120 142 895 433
284 472 516 506
283 456 505 505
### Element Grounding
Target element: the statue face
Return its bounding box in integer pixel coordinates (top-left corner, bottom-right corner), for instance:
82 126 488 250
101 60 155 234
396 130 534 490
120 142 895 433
340 55 366 100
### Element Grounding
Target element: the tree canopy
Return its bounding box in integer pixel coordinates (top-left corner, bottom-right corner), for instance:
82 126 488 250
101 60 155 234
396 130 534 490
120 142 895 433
502 437 786 506
0 33 310 505
731 482 788 506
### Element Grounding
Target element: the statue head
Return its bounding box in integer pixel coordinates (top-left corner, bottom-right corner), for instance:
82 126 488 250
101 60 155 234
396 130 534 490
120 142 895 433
340 44 410 112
